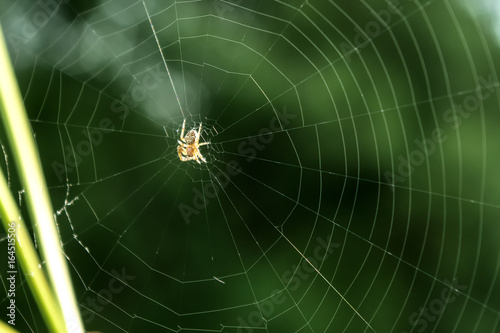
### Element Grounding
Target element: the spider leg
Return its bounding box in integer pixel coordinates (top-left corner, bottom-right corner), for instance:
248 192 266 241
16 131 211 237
177 145 186 161
179 153 195 162
180 119 186 141
198 142 210 146
192 122 204 143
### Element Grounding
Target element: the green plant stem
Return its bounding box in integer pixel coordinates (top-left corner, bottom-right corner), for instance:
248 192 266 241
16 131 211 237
0 318 20 333
0 171 66 332
0 24 84 332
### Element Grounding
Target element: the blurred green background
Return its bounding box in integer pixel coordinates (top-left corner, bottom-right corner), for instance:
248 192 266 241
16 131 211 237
1 0 499 332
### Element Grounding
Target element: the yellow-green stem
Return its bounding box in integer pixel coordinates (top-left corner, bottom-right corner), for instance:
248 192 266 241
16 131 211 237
0 170 66 332
0 318 20 333
0 24 84 332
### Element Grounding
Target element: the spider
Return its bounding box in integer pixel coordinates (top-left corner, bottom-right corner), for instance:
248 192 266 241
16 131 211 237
177 119 210 163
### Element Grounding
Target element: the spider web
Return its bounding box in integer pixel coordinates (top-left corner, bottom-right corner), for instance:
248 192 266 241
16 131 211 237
1 0 500 332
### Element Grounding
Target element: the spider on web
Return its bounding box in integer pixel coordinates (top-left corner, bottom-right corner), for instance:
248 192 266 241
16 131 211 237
177 119 210 163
